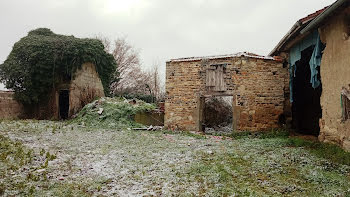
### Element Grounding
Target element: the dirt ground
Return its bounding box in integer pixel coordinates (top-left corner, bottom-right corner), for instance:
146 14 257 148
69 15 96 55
1 120 350 196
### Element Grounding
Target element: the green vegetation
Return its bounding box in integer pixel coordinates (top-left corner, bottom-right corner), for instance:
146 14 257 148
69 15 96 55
0 28 116 104
228 129 290 139
0 133 99 196
1 120 349 196
0 135 33 172
210 129 350 166
181 140 350 196
285 137 350 166
0 134 49 196
71 97 156 128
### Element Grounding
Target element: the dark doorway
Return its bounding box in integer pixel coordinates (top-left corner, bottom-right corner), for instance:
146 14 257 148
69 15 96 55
292 46 322 136
201 96 233 134
59 90 70 120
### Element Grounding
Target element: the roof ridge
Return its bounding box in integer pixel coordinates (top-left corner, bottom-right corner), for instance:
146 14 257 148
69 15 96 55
168 52 274 62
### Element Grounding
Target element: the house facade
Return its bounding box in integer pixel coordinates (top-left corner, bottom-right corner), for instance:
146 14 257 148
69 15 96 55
271 0 350 151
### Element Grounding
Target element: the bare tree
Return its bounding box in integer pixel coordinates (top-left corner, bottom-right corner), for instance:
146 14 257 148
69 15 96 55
144 62 166 101
97 36 148 95
97 36 165 101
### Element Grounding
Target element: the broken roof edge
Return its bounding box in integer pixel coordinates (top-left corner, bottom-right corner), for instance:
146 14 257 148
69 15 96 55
167 52 275 63
301 0 347 34
269 6 328 56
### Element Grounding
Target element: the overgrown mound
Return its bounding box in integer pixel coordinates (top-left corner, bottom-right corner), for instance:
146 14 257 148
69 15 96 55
71 97 156 128
0 28 116 104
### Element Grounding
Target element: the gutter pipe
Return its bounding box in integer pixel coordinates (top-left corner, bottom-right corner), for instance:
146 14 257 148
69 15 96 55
301 0 347 34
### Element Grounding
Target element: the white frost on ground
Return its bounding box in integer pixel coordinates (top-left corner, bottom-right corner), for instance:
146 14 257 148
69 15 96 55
0 121 219 196
1 120 350 196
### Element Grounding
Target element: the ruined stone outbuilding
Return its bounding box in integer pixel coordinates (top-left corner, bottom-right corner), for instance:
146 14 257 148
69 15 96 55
0 62 105 120
270 0 350 151
165 52 288 132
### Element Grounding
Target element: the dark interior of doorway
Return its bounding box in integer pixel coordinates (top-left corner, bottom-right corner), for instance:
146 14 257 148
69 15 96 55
292 46 322 136
59 90 69 120
202 96 233 134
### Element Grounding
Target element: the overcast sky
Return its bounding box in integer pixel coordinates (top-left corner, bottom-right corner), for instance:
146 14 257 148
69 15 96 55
0 0 336 90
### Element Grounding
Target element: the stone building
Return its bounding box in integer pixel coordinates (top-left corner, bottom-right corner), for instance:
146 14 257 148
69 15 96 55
165 52 288 132
270 0 350 151
0 62 105 120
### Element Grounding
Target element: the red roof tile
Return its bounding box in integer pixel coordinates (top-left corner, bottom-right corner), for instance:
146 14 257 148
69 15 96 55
300 7 329 23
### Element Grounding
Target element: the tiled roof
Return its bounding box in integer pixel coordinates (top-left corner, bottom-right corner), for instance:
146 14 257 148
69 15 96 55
269 6 329 56
300 7 329 23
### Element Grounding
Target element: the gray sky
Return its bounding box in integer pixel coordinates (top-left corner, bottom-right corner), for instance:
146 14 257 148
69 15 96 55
0 0 335 90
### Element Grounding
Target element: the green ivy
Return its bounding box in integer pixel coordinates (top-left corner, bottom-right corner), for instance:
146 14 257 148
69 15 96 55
0 28 117 105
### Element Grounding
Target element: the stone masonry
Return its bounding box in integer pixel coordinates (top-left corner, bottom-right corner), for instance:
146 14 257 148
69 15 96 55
165 52 288 132
0 91 24 119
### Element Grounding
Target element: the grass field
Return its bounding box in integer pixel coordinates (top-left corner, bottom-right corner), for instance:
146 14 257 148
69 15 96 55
1 120 350 196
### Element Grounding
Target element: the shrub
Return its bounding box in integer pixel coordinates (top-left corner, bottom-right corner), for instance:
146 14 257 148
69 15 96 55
70 97 156 128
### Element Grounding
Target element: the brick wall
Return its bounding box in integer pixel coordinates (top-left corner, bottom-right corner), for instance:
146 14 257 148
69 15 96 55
165 60 202 131
233 58 287 131
165 55 288 132
0 91 24 119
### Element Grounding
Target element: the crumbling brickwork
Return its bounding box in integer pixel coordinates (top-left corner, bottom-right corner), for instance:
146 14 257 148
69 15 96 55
165 53 288 132
68 63 105 116
0 91 24 119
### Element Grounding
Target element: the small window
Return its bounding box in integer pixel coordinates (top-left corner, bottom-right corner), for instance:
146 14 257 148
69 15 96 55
342 87 350 121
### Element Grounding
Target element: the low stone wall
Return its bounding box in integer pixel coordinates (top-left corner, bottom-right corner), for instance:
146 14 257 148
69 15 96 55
0 91 24 119
135 112 164 126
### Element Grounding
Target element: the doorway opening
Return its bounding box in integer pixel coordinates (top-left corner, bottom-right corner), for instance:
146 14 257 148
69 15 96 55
59 90 70 120
200 96 233 134
292 46 322 136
